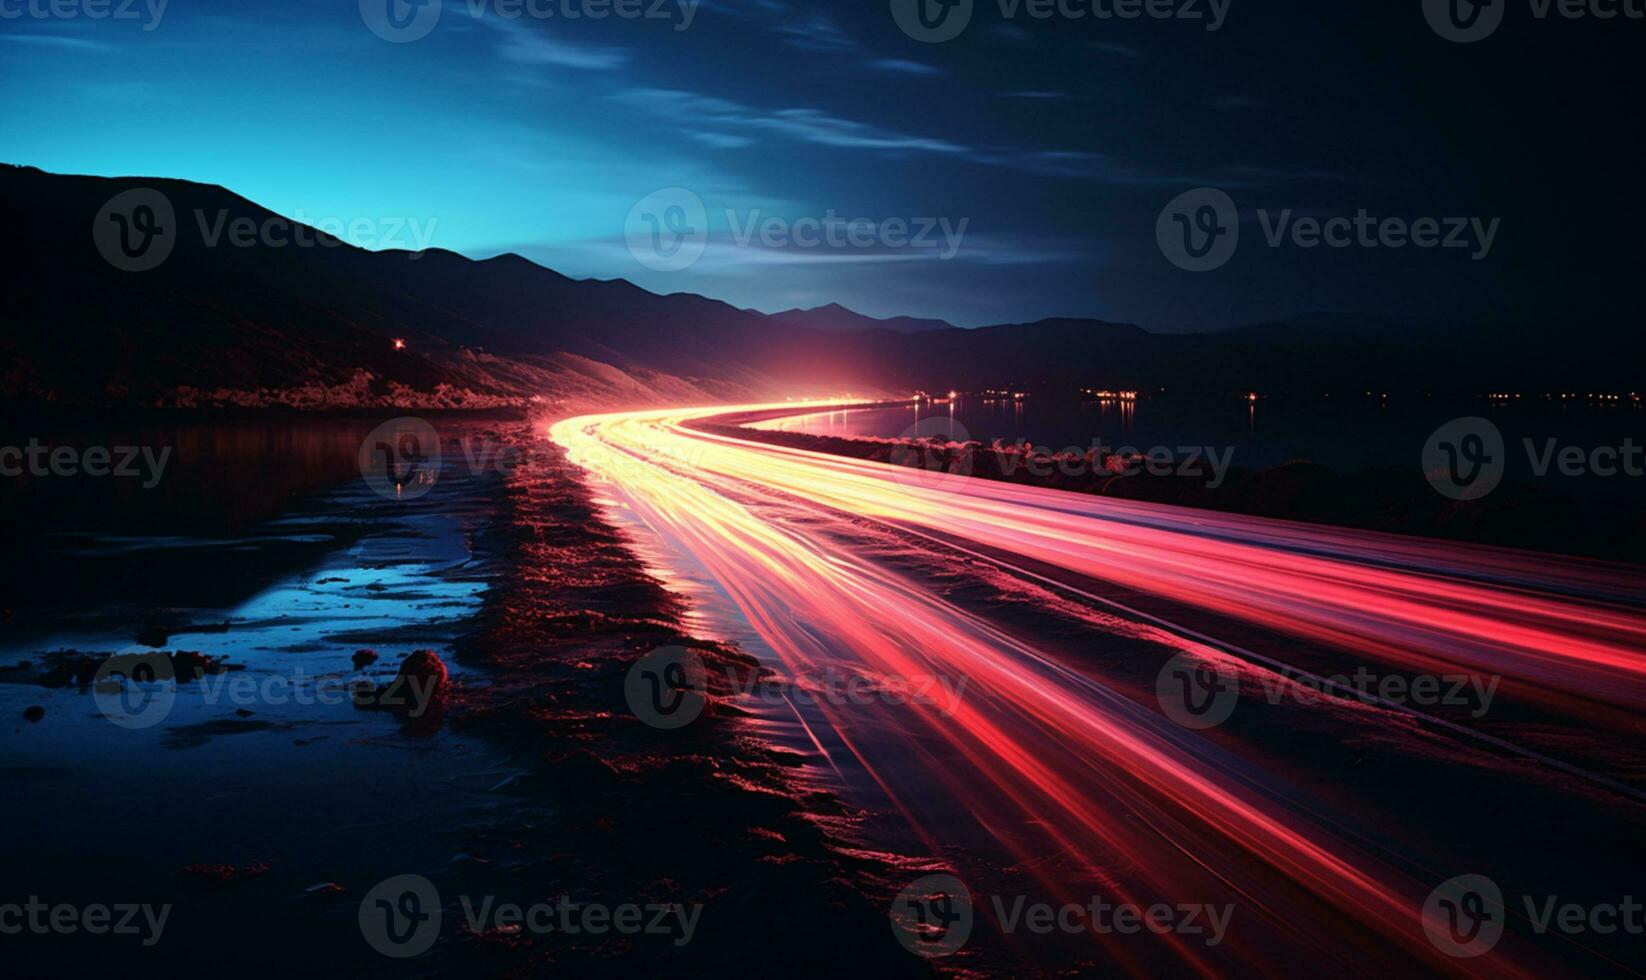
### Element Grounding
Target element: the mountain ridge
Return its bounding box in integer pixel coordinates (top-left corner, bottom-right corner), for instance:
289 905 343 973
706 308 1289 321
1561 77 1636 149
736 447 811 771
3 164 1636 413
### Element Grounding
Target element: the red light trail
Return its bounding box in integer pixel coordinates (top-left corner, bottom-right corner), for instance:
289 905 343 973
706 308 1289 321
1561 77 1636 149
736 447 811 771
551 402 1646 976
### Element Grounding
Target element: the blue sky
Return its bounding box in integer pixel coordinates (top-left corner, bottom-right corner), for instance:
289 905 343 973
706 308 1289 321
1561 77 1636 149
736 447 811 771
1 0 1639 331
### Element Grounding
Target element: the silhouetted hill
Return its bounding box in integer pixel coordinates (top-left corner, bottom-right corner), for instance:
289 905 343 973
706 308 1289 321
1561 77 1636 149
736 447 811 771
0 165 870 412
765 303 951 335
3 165 1638 413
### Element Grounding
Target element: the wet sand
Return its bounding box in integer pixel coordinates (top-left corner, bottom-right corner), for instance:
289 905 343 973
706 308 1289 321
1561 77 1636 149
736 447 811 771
0 417 921 976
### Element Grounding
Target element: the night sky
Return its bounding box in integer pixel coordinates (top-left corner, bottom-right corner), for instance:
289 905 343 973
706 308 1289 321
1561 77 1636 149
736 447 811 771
2 0 1640 332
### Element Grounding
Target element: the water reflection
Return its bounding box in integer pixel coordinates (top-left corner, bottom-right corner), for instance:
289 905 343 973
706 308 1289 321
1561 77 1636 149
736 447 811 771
757 393 1644 482
0 419 389 535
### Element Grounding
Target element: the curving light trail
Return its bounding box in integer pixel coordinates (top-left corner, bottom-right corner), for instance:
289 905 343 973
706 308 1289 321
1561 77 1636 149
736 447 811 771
551 401 1646 977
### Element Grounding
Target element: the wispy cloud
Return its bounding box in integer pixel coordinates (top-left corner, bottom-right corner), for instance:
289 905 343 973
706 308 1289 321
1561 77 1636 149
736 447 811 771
701 0 791 17
979 150 1136 180
774 13 861 52
687 131 756 149
611 88 967 155
1087 41 1143 59
753 108 966 153
1217 164 1360 185
609 86 1197 182
0 35 114 52
1002 90 1071 100
517 229 1088 272
481 13 628 70
867 59 943 76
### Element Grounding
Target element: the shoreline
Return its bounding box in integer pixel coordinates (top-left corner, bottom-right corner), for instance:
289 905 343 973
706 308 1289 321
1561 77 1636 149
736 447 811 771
692 407 1646 565
438 423 926 974
0 415 931 975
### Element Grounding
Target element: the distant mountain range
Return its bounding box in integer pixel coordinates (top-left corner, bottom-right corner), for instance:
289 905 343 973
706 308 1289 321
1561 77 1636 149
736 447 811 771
763 303 951 336
2 164 1637 414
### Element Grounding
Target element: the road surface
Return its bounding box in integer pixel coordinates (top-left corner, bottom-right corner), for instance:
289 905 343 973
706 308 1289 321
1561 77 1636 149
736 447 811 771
551 402 1646 977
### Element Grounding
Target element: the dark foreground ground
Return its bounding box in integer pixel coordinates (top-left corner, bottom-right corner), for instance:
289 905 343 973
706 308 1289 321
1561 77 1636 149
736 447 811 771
0 417 926 977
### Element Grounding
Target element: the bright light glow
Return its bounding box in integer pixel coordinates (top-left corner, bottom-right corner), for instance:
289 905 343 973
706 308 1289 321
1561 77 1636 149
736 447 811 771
551 401 1645 976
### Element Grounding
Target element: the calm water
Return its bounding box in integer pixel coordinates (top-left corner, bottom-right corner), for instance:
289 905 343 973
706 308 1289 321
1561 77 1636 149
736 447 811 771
0 416 530 974
1 418 432 535
758 395 1646 488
